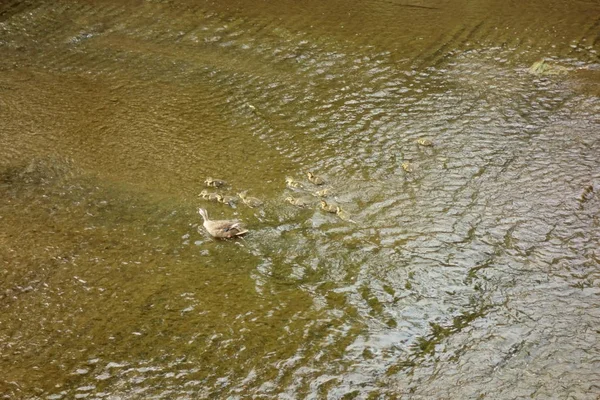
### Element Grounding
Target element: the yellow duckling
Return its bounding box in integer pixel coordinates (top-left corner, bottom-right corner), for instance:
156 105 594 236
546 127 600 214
314 188 333 198
205 177 227 187
335 207 356 223
579 185 594 203
199 190 221 201
416 138 434 147
307 171 325 185
198 208 247 238
285 196 310 208
285 177 304 189
238 191 263 208
217 194 238 206
401 161 413 173
319 200 338 213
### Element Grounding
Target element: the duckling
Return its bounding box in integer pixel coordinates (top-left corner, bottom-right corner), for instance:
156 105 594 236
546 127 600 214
335 207 356 223
401 161 413 173
314 188 333 198
199 190 221 201
307 171 325 185
416 138 434 147
320 200 338 213
238 191 263 208
285 196 311 208
198 208 247 238
217 194 238 206
579 185 594 203
285 177 304 190
205 177 227 188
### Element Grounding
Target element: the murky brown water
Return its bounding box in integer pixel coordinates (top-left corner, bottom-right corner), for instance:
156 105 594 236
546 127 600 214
1 0 600 398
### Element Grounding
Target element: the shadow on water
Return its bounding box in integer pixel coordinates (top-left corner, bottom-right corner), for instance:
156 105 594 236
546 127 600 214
1 0 600 398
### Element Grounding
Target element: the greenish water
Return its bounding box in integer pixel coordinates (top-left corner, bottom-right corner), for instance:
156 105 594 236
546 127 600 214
1 0 599 398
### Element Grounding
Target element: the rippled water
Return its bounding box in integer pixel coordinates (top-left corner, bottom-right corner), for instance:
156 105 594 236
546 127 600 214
1 0 599 398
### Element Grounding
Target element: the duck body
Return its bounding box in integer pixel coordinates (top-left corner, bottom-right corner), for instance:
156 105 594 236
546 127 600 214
199 190 221 201
238 191 263 208
579 184 594 203
336 207 356 223
285 196 311 208
313 188 333 197
320 200 338 213
285 177 304 190
205 177 227 187
307 172 325 185
218 194 238 206
198 208 247 238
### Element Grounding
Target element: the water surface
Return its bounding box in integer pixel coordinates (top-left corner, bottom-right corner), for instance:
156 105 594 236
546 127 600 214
1 0 600 398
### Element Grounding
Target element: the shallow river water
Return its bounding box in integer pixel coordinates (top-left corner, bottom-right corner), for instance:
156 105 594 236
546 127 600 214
1 0 600 399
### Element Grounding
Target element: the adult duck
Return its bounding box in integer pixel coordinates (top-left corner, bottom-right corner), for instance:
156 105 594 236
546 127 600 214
198 208 247 238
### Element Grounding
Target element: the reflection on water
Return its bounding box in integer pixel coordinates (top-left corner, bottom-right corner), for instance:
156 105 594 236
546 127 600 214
1 0 599 398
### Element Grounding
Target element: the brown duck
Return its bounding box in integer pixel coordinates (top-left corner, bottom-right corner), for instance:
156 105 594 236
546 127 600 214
198 208 247 238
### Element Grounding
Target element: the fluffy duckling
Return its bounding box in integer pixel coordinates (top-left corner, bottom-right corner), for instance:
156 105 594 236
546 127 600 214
198 208 247 238
205 177 227 187
238 191 263 208
314 188 333 198
285 177 304 190
217 194 238 206
335 207 356 223
285 196 311 208
401 161 413 173
319 200 338 213
199 190 221 201
416 138 434 147
579 185 594 203
307 171 325 185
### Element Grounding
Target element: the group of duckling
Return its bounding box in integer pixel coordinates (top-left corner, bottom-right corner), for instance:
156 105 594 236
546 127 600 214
197 177 263 238
198 139 435 238
284 172 355 223
199 177 263 208
197 172 355 238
